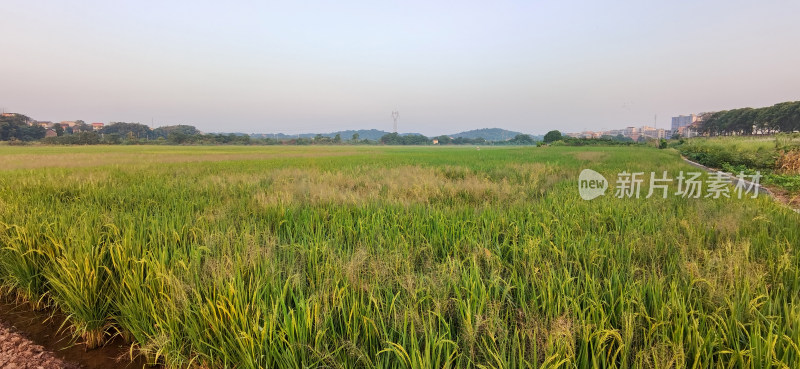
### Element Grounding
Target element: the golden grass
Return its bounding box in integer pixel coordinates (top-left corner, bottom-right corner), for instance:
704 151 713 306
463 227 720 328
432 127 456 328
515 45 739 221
778 149 800 174
571 151 608 162
252 165 554 206
0 148 361 170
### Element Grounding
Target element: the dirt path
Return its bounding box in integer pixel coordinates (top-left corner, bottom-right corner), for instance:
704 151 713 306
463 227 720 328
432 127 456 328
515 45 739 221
0 301 154 369
682 156 800 213
0 319 81 369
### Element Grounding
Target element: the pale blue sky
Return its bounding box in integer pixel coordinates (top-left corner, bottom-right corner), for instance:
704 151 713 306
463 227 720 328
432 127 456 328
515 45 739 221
1 1 799 135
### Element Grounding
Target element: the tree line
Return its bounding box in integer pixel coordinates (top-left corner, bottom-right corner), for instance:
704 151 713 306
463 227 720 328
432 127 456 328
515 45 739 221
2 118 545 146
698 101 800 136
37 123 206 145
0 114 45 141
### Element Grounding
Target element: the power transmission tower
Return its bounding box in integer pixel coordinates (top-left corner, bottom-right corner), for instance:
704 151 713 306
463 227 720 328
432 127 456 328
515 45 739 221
391 110 399 133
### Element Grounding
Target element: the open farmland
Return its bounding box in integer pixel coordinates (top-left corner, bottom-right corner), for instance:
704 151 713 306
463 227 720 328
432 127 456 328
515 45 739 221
0 145 799 368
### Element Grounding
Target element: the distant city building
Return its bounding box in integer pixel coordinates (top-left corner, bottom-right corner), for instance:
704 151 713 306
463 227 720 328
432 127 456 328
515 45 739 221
565 125 667 141
623 127 639 140
91 122 104 130
671 114 699 133
676 124 701 138
640 126 667 139
568 131 603 139
44 129 57 138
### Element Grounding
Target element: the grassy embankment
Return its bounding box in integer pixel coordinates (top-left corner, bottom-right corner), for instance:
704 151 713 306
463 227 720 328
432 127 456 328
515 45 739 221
676 135 800 205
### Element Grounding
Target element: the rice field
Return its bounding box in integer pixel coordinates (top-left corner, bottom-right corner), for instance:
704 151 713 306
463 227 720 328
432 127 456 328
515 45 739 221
0 145 799 368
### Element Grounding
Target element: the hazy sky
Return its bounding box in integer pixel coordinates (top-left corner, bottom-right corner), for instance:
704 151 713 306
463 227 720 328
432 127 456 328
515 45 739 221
2 1 799 135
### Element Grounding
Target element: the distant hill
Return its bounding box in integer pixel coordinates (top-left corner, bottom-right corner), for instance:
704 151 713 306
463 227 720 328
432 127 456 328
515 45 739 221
246 127 539 142
447 128 529 141
250 129 424 141
322 129 388 141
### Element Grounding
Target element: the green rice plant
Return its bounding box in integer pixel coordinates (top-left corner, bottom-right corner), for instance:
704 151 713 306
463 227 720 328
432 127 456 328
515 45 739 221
0 222 58 309
43 224 118 348
0 145 798 368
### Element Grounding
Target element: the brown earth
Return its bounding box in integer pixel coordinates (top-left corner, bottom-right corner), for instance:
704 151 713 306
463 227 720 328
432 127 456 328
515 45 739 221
0 301 154 369
0 320 81 369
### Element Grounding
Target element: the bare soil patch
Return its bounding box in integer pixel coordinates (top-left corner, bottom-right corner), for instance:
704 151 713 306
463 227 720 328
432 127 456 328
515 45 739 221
0 300 154 369
0 320 80 369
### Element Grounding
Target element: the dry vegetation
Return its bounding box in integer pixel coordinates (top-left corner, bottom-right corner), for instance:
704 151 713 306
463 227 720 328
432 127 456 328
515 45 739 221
250 164 556 207
0 145 363 170
778 149 800 174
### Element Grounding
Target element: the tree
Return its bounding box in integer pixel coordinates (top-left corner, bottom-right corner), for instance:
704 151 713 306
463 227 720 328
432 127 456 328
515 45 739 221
74 131 100 144
509 134 535 145
696 101 800 136
351 133 359 141
152 125 200 140
168 131 190 144
0 114 45 141
380 132 401 145
379 133 430 145
72 122 92 133
435 135 452 144
54 124 64 136
543 130 562 143
333 133 342 143
102 122 152 139
403 134 429 145
104 133 122 144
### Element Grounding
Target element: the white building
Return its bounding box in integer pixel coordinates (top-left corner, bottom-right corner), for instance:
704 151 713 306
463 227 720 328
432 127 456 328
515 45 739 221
671 114 699 134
